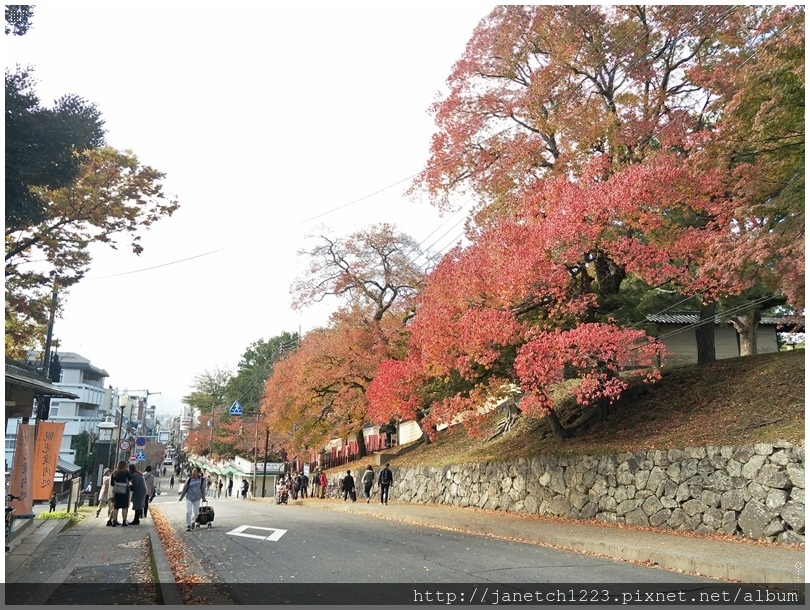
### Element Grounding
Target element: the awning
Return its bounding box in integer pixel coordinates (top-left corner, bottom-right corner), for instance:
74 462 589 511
57 458 82 475
5 368 79 399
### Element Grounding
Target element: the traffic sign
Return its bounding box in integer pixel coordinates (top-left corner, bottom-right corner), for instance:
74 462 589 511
135 450 147 462
229 401 243 415
130 454 136 461
120 440 131 451
135 436 146 447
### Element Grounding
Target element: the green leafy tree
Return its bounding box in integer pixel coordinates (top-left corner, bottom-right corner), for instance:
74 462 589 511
6 68 106 229
225 332 299 413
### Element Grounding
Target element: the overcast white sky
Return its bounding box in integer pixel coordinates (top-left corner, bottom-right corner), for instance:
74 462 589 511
6 2 497 417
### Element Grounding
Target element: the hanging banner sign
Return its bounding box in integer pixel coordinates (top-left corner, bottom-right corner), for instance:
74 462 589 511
9 423 36 517
33 421 66 501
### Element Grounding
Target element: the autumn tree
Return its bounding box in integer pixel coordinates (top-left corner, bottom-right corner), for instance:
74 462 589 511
5 5 34 36
5 146 179 358
264 224 429 456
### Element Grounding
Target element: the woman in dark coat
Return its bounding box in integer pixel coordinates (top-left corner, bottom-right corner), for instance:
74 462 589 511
129 464 147 525
110 460 132 527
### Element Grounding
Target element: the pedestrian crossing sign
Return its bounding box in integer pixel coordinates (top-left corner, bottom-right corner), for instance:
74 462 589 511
135 450 147 461
229 401 243 415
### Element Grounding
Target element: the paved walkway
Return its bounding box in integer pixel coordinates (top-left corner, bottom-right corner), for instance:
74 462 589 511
5 507 181 606
274 495 804 585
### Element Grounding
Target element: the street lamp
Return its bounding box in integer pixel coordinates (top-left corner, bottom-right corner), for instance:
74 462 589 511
93 419 117 493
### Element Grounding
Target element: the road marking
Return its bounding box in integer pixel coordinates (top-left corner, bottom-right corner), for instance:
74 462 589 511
226 525 287 541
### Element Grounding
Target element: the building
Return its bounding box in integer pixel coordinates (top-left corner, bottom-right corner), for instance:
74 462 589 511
646 313 786 366
5 352 116 479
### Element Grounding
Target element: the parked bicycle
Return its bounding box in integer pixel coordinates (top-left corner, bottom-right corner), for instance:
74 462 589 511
6 494 21 552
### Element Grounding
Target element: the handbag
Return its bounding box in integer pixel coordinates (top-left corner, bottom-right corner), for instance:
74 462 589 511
114 481 128 494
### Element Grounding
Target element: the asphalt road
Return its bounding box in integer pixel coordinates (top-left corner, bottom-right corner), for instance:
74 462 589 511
149 493 720 604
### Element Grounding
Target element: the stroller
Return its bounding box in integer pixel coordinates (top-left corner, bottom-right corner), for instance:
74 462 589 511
276 485 289 505
196 501 215 528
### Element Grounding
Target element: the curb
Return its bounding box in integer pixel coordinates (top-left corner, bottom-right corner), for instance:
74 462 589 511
147 524 183 605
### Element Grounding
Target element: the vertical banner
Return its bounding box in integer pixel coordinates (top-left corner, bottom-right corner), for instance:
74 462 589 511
33 421 66 501
9 423 35 517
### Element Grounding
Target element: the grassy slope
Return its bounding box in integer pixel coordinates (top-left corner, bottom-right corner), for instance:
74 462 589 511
384 349 805 468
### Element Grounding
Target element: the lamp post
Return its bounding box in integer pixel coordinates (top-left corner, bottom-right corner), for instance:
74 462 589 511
94 419 117 496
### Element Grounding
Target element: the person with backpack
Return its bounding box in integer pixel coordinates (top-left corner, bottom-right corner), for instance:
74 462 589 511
342 470 356 502
378 462 393 505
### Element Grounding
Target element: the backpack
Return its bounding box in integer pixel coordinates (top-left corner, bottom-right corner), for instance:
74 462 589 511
380 469 391 484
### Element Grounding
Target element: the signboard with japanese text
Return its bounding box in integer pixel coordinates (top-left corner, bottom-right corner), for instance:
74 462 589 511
33 421 66 501
8 423 35 517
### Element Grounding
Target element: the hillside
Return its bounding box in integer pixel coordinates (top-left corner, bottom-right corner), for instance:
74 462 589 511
381 349 805 468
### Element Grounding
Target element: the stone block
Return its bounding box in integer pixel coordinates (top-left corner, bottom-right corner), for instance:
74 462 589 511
785 463 804 489
738 500 770 539
726 460 742 477
684 446 706 459
634 469 650 490
649 508 671 527
616 499 640 516
720 489 746 511
548 495 572 517
682 498 707 517
667 449 684 462
720 445 734 459
597 455 617 476
702 507 723 528
642 495 663 516
660 496 679 509
790 488 804 505
765 488 789 510
652 450 668 467
580 502 598 520
701 490 721 508
747 481 768 501
625 508 650 526
754 443 774 456
777 530 805 545
763 520 785 537
681 459 698 480
732 445 755 463
667 508 687 528
598 495 617 512
569 490 588 510
697 458 715 477
665 463 682 484
741 454 767 479
756 464 789 489
779 501 805 533
768 450 792 466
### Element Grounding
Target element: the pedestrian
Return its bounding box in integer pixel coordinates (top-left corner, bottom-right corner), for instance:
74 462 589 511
178 466 207 532
311 470 320 497
292 474 300 500
110 460 132 526
227 478 233 498
49 493 57 512
361 465 375 503
342 470 356 502
300 472 309 498
318 470 327 499
128 464 146 525
97 468 112 519
217 480 223 499
162 466 167 477
378 462 393 505
170 474 175 490
241 479 248 500
143 465 155 518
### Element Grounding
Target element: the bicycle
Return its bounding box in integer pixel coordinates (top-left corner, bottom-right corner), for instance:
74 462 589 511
6 493 21 552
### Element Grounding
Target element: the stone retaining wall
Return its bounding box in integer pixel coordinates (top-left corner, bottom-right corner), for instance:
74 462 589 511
334 441 804 543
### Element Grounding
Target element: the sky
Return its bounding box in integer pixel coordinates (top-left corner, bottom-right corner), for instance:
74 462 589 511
6 2 499 418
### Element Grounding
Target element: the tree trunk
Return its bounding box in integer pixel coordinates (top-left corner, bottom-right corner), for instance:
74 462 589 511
545 408 567 441
732 309 761 356
355 429 367 458
696 301 717 365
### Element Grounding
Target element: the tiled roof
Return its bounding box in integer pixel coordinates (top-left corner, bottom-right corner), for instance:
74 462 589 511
646 313 790 326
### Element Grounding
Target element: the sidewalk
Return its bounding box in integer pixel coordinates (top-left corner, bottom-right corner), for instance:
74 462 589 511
5 506 181 606
278 495 805 585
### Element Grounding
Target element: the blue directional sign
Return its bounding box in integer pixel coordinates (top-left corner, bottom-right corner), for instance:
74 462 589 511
229 401 243 415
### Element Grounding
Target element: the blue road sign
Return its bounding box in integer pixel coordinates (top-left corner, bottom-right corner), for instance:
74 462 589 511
229 401 243 415
135 436 146 447
135 450 147 461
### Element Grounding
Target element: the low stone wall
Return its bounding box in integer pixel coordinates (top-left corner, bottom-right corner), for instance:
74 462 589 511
338 441 805 544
